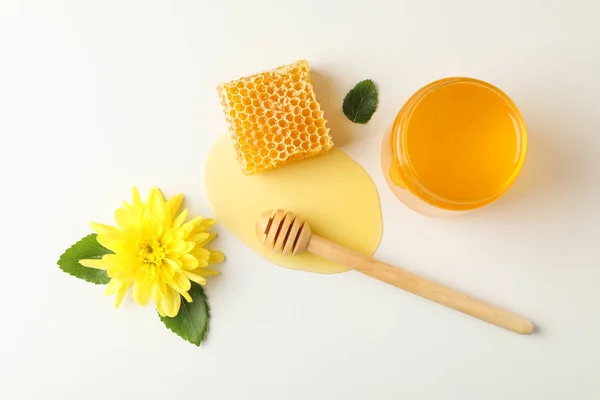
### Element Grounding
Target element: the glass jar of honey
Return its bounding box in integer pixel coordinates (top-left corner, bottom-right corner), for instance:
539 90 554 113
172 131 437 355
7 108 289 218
383 77 527 216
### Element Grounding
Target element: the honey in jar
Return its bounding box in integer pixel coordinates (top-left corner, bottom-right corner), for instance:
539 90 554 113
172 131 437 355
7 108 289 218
385 77 527 216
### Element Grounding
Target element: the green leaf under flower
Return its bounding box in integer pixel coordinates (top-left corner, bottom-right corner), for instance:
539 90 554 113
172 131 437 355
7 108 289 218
57 234 111 284
160 283 210 346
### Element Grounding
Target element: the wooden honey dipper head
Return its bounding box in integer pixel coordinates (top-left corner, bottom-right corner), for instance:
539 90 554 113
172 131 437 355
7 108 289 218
256 209 312 256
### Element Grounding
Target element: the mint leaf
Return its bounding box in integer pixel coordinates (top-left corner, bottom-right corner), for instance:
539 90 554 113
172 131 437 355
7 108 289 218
160 283 210 346
57 234 111 284
342 79 378 124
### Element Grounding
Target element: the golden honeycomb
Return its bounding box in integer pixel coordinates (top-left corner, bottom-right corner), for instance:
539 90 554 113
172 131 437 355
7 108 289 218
217 60 334 175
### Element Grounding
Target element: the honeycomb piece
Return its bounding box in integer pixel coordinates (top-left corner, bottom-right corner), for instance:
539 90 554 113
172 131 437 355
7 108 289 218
217 60 334 175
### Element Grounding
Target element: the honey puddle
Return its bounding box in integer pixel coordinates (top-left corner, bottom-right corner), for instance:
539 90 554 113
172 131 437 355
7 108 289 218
204 135 383 274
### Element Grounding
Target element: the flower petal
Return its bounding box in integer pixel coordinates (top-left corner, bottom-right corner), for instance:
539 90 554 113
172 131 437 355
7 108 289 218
172 208 188 228
90 222 123 240
181 291 193 302
142 188 169 236
114 283 131 307
79 259 107 270
161 287 181 317
168 272 191 296
188 232 210 244
181 216 203 238
166 240 187 254
197 218 216 232
190 247 210 266
132 282 152 306
106 279 131 308
131 186 143 207
167 194 183 220
180 253 199 270
184 270 208 285
193 232 216 246
191 267 221 277
209 250 225 264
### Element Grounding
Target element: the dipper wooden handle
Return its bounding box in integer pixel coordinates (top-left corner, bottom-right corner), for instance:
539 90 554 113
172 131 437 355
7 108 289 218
256 209 534 335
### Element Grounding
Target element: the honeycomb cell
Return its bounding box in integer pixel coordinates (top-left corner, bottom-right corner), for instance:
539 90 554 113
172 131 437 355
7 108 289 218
217 60 333 175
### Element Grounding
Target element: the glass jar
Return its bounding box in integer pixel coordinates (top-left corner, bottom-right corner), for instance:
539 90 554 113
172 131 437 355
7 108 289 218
382 77 527 216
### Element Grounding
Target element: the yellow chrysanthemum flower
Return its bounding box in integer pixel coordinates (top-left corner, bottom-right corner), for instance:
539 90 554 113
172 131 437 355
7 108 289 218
80 187 224 317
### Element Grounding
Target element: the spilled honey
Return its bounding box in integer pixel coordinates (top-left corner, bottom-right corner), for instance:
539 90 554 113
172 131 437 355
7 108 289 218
204 135 382 274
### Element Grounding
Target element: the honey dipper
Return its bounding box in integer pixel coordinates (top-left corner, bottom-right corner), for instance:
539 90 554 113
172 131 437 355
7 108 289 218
256 209 534 335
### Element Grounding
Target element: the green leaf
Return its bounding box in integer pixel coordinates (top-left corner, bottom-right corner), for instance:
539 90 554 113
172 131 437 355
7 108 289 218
57 234 111 284
160 283 210 346
342 79 378 124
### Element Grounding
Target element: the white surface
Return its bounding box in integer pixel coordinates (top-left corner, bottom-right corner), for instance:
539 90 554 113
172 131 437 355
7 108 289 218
1 1 599 399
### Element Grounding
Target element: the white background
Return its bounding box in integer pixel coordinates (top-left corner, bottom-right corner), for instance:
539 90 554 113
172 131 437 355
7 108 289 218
1 1 599 399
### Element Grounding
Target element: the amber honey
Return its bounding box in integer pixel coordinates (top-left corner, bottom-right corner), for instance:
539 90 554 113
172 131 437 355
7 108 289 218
389 77 527 214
